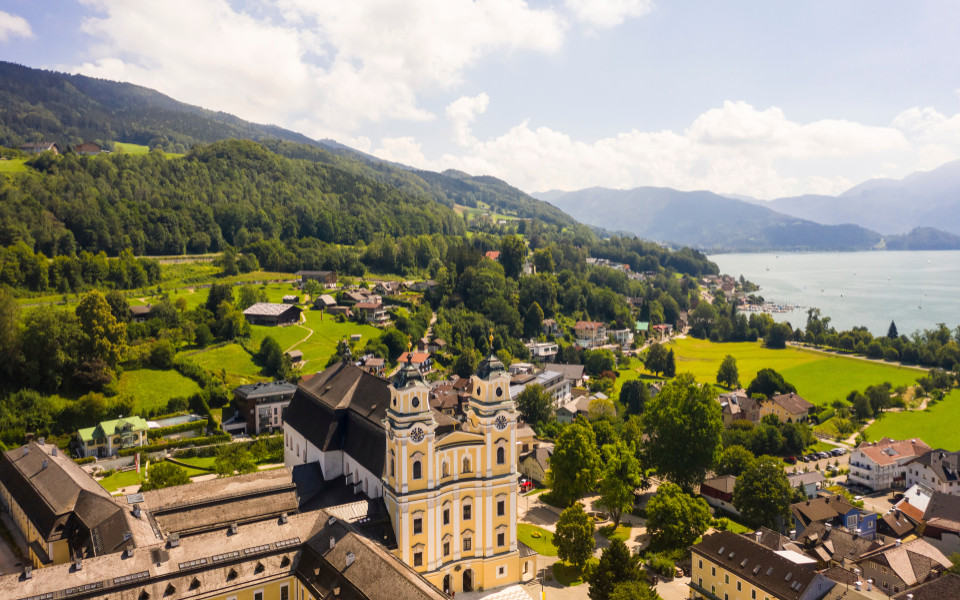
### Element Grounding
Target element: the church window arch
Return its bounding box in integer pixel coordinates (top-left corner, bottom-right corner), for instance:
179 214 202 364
462 455 472 474
441 459 450 478
413 459 422 480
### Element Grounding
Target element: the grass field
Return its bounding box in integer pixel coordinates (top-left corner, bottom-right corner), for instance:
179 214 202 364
598 523 631 542
634 339 922 406
115 142 184 159
0 158 28 173
517 524 558 556
117 368 202 413
190 343 265 386
865 389 960 450
552 559 597 586
98 469 143 492
171 457 217 477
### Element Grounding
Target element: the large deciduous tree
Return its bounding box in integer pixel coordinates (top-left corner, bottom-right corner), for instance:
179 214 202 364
643 373 723 491
76 290 127 367
745 368 796 398
554 503 595 570
715 445 756 477
716 354 739 388
597 440 644 527
645 482 711 551
619 380 650 416
499 235 527 280
141 461 191 491
516 383 553 426
547 420 602 506
733 456 792 529
644 343 669 376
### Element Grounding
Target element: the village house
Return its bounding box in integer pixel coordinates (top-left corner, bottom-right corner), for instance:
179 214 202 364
484 250 501 261
397 351 433 374
717 390 761 427
363 356 385 376
891 574 960 600
519 448 552 485
556 395 593 424
895 485 960 556
524 340 559 362
788 471 826 500
73 141 102 155
354 300 389 325
541 318 561 336
128 303 154 323
19 141 60 154
313 293 337 310
242 302 302 326
573 320 607 349
374 280 401 295
509 369 571 407
904 449 960 495
608 328 634 350
295 269 337 287
700 474 739 516
855 538 951 595
761 392 815 423
233 380 298 434
282 294 300 304
791 496 876 539
407 280 437 292
849 438 931 492
690 530 837 600
76 416 149 458
543 362 585 388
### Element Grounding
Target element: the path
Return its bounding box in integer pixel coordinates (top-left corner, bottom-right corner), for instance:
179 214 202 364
786 342 927 372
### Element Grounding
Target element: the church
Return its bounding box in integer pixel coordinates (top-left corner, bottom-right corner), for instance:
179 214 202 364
283 352 536 594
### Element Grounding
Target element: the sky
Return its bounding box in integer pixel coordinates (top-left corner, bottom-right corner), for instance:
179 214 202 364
2 0 960 199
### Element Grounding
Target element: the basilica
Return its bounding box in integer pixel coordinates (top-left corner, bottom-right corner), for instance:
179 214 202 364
283 353 537 594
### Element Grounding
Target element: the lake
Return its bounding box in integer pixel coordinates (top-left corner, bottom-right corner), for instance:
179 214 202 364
709 251 960 336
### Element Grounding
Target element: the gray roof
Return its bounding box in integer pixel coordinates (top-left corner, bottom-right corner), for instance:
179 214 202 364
910 449 960 484
543 363 585 381
787 471 825 487
0 442 130 558
692 531 835 600
243 302 301 317
521 447 552 473
233 380 298 400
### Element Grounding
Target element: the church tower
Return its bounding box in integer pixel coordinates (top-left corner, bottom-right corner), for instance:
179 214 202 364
383 353 529 594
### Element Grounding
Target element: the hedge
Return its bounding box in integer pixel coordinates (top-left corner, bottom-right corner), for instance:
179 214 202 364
147 420 206 439
118 433 231 456
74 456 96 465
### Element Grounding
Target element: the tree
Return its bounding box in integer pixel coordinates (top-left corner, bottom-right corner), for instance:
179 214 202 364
141 461 191 491
104 289 130 323
609 580 660 600
214 444 258 476
380 328 410 363
221 246 239 276
597 441 644 527
620 380 650 416
256 335 285 377
645 482 711 551
745 368 797 398
587 539 645 600
532 248 555 273
76 290 127 367
663 350 676 378
689 302 718 338
948 552 960 575
764 322 792 349
888 321 899 340
643 373 723 491
644 343 669 376
547 420 602 506
236 284 266 310
150 339 176 369
205 282 234 312
585 349 616 376
524 301 544 338
851 392 873 421
499 235 527 280
554 503 595 570
715 445 756 477
0 289 20 385
453 348 480 378
733 456 792 529
589 397 617 421
716 355 739 388
516 383 553 425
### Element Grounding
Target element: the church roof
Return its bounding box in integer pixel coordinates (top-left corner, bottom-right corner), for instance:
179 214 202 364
476 353 506 380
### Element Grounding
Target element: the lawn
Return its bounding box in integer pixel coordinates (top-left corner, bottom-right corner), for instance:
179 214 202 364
169 457 217 477
551 559 598 587
598 523 632 543
115 142 183 159
517 524 558 556
117 368 202 413
98 469 143 492
720 518 752 534
190 343 265 385
658 339 920 406
295 310 381 375
0 158 28 173
865 389 960 450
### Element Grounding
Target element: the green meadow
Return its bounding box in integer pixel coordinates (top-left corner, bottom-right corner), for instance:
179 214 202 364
619 338 922 406
0 158 28 173
865 389 960 450
117 368 202 413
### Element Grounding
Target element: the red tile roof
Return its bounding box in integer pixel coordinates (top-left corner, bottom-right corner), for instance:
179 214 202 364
857 438 931 467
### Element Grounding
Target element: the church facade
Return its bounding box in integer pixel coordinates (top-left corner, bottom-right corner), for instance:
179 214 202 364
284 355 534 594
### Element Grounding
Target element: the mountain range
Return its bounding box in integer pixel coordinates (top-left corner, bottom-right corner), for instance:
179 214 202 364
537 161 960 251
4 60 960 252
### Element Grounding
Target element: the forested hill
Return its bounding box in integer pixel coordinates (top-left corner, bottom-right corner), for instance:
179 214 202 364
0 140 465 256
0 61 575 229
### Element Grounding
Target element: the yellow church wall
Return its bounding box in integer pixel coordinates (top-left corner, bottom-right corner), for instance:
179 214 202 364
202 575 296 600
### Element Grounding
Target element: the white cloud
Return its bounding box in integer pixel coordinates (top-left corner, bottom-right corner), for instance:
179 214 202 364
71 0 565 139
374 100 960 199
565 0 653 28
446 93 490 146
0 10 33 42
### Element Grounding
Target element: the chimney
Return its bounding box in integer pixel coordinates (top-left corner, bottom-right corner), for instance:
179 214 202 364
41 459 48 470
51 447 57 457
22 447 28 456
330 537 336 550
38 437 45 445
229 523 238 535
855 581 861 591
755 531 762 544
133 505 142 518
867 579 873 592
280 512 288 524
74 559 82 572
23 566 32 580
790 529 796 541
345 552 355 568
169 533 180 548
124 545 134 558
826 523 832 532
908 594 914 600
896 538 902 547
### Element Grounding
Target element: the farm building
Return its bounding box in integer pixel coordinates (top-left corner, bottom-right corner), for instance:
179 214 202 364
242 302 301 326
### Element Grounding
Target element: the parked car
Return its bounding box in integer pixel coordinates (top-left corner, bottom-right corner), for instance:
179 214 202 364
785 456 797 465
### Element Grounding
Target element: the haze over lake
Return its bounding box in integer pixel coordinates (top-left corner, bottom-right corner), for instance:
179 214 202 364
709 251 960 336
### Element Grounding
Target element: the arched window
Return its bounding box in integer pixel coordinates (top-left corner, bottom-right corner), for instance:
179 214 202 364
496 446 505 465
390 459 395 477
442 460 450 477
462 456 472 473
413 460 422 480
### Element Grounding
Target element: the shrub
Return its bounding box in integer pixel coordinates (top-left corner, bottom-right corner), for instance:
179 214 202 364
648 554 675 578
